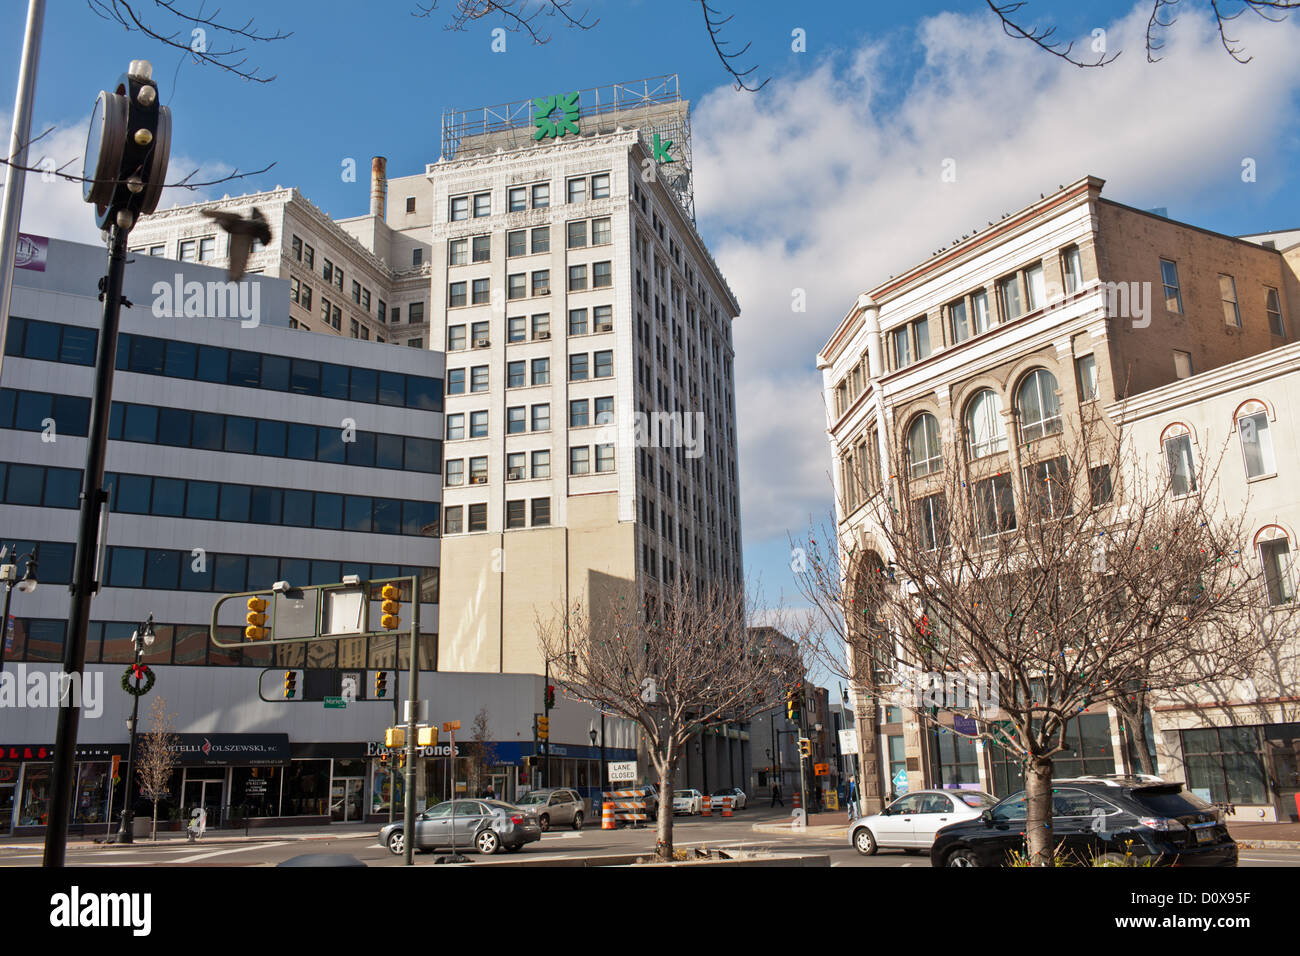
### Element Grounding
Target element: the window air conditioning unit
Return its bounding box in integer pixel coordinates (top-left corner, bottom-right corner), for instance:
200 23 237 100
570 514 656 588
470 475 487 484
508 467 524 481
474 338 490 348
536 331 550 340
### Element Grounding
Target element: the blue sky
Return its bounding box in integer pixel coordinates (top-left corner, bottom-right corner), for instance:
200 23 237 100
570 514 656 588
6 0 1300 649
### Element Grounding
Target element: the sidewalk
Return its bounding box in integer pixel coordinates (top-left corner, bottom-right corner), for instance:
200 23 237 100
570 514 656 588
751 808 851 838
1226 820 1300 849
0 821 379 850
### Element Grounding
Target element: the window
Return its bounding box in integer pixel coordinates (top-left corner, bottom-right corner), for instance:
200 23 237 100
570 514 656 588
1173 349 1193 379
595 444 615 472
506 499 526 528
532 183 549 208
532 450 550 478
469 457 487 484
594 396 613 424
531 226 550 254
508 274 526 300
569 264 587 291
973 473 1016 537
322 258 334 283
593 261 612 289
593 304 612 333
470 365 489 392
591 173 610 199
1237 408 1275 478
1266 287 1286 338
198 237 215 262
352 280 361 304
472 235 490 263
1163 433 1197 497
446 414 465 440
406 196 416 213
445 460 464 486
507 406 526 434
448 325 466 351
531 403 550 431
913 493 947 551
949 298 969 344
532 498 551 526
997 273 1023 321
1016 369 1062 443
594 350 613 378
569 308 588 336
907 414 942 478
1062 245 1083 295
1182 727 1269 805
532 270 550 296
508 187 527 212
570 446 590 475
508 316 526 342
303 244 314 269
449 282 467 307
570 399 590 427
531 358 550 386
567 178 586 204
1076 354 1098 401
1023 456 1071 519
412 248 423 267
569 354 589 381
179 239 195 262
1259 536 1295 605
972 290 992 334
592 217 612 245
567 221 587 249
472 192 490 218
445 506 464 534
468 503 487 532
1220 274 1241 327
1159 259 1183 313
1024 264 1046 312
964 389 1006 458
470 410 488 438
507 230 526 258
446 369 465 395
890 327 910 369
1089 464 1113 507
471 278 490 305
410 303 426 325
532 313 549 338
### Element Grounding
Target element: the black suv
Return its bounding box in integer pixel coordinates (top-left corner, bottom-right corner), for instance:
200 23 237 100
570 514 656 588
930 776 1237 867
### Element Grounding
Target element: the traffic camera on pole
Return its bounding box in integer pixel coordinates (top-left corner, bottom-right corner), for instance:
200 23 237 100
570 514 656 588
381 583 402 630
245 596 269 641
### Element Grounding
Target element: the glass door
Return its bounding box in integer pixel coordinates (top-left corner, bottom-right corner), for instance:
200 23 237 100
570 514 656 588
183 779 223 828
331 778 364 821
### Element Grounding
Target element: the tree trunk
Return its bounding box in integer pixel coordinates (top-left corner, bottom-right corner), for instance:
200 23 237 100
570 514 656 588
151 801 158 841
1024 755 1055 867
1120 699 1155 775
655 759 676 861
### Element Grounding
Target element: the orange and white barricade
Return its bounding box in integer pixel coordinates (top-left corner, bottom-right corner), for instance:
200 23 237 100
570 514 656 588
602 801 616 829
720 795 733 818
700 795 712 817
602 789 650 827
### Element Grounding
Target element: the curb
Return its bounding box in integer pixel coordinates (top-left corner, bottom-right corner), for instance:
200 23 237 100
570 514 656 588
1234 840 1300 850
0 830 378 851
751 823 847 838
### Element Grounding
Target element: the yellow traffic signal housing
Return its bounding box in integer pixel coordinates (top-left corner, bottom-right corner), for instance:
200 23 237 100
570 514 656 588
417 726 438 747
380 583 402 630
282 669 297 699
798 738 812 759
246 596 269 641
536 716 550 740
385 726 405 748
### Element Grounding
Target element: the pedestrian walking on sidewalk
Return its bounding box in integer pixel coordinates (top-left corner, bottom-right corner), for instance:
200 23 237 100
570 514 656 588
846 775 859 823
770 781 784 807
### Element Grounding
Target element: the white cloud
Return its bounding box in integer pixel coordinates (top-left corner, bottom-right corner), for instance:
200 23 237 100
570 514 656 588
693 2 1300 544
1 113 237 243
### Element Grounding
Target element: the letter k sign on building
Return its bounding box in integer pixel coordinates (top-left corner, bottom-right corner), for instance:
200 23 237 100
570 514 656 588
533 92 581 140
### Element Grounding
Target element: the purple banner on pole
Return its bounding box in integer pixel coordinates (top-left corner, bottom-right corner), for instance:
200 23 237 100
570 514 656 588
15 232 47 272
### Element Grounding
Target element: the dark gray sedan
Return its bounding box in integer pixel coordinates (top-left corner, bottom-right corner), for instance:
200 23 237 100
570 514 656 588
379 799 541 856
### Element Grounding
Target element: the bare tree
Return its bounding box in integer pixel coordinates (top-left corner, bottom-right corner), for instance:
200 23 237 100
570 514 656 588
463 707 500 797
538 578 799 861
795 410 1290 865
136 695 180 840
988 0 1300 67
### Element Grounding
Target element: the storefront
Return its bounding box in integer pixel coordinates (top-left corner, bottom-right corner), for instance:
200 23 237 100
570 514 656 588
1 744 128 836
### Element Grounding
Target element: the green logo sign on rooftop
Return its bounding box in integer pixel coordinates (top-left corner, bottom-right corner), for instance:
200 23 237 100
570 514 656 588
533 92 581 140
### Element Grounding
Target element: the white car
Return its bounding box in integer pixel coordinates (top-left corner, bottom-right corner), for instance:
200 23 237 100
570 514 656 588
710 787 747 810
672 789 704 815
850 789 998 855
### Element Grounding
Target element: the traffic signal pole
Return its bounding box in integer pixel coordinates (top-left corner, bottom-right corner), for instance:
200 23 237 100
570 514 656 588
402 575 419 866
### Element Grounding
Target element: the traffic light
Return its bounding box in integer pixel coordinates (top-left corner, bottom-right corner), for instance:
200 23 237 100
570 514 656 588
380 583 402 631
417 726 437 747
374 670 389 698
385 726 405 748
282 669 298 699
536 716 550 740
246 596 269 641
378 752 389 767
545 684 555 709
798 738 812 759
786 690 801 723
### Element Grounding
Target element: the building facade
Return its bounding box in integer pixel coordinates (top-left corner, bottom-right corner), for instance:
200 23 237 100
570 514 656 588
817 175 1299 815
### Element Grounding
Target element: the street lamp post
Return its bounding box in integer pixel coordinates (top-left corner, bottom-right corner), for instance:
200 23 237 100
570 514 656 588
116 614 155 844
0 543 39 675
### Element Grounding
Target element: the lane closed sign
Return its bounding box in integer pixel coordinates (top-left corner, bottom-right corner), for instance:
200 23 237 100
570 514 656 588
608 760 637 783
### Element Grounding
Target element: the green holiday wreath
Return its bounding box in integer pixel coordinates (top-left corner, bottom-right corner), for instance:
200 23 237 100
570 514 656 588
121 663 155 697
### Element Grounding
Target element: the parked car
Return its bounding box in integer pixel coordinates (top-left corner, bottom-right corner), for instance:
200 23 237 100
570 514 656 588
378 799 541 856
710 787 747 810
850 789 997 855
672 789 704 815
929 777 1238 867
515 787 587 831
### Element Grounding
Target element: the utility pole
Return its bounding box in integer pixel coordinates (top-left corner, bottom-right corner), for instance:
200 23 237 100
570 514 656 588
402 575 419 866
0 0 46 376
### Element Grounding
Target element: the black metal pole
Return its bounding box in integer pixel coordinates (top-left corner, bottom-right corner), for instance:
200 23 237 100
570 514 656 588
543 659 551 788
402 575 419 866
599 711 606 791
116 642 142 843
44 223 128 867
0 579 12 678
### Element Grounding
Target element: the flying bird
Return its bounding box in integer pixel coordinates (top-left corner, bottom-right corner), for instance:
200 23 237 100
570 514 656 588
201 206 272 281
